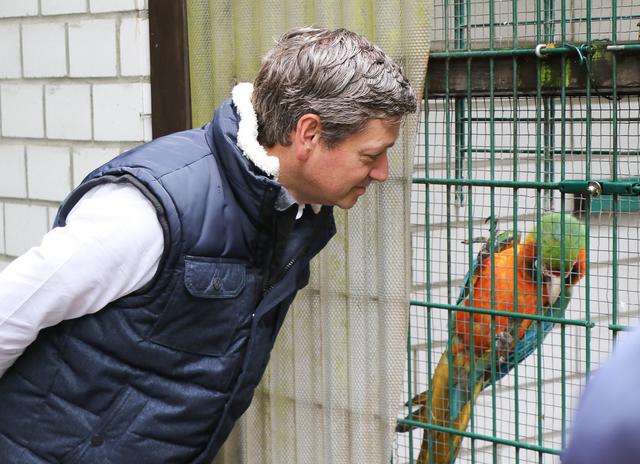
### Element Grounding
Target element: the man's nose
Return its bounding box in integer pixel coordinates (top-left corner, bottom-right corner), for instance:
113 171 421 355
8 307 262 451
369 153 389 182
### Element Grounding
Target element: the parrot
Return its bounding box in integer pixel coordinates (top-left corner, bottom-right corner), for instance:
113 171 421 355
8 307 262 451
397 212 587 464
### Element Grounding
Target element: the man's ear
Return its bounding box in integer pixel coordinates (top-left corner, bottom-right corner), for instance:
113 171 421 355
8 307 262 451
292 113 321 161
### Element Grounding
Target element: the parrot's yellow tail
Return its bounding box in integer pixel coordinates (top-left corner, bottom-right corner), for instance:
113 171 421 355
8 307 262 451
418 351 484 464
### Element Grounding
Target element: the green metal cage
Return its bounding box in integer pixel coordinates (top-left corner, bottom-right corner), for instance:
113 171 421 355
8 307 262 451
396 1 640 463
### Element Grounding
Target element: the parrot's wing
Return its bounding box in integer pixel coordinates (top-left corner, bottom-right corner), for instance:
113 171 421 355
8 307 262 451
456 230 521 305
496 286 575 381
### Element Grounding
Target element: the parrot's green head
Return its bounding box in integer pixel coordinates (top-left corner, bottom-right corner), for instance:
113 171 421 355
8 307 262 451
528 213 586 273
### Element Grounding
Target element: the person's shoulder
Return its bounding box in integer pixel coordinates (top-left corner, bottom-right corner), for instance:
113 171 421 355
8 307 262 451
115 127 215 178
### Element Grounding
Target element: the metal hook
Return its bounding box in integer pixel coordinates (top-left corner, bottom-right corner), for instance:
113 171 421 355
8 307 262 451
535 43 547 59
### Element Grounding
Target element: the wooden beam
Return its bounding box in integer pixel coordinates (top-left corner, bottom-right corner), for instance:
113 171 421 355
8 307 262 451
148 0 192 139
426 42 640 97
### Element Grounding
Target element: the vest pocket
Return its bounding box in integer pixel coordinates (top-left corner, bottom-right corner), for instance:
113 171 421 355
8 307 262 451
149 256 255 357
61 386 148 464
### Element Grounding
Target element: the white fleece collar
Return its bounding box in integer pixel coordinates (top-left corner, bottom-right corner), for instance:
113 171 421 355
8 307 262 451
232 83 322 215
232 82 280 177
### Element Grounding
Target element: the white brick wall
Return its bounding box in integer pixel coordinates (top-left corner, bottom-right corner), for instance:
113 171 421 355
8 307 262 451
45 84 92 140
0 144 27 198
26 145 72 201
120 17 150 76
0 23 21 78
69 19 117 77
41 0 87 16
23 22 67 77
93 82 151 141
90 0 147 14
4 203 49 256
0 0 38 18
0 5 151 261
0 84 44 138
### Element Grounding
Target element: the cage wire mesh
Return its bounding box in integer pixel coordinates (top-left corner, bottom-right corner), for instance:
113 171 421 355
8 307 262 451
185 1 433 463
395 0 640 463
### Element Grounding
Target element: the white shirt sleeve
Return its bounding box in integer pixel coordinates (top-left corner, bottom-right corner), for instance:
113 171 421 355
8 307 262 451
0 182 164 378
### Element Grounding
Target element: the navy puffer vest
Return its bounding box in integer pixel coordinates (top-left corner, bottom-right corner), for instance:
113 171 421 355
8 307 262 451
0 99 335 463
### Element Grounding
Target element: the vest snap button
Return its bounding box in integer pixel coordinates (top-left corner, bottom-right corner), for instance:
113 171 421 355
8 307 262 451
90 435 104 447
212 277 222 290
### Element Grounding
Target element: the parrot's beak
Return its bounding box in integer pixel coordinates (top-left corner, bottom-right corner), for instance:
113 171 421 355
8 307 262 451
546 266 573 280
543 268 573 279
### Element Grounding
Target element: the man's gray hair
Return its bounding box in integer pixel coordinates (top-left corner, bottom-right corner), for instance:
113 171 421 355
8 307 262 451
252 27 417 148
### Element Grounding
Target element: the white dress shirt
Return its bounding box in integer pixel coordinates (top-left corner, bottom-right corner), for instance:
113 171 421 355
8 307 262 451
0 183 164 378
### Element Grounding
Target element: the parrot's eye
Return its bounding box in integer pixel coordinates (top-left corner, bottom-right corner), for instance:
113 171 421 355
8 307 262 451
530 258 538 276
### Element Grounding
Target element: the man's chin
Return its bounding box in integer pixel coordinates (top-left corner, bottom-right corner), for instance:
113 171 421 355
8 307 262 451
334 196 359 210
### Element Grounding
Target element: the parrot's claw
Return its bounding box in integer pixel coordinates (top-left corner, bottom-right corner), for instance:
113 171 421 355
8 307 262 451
495 331 514 363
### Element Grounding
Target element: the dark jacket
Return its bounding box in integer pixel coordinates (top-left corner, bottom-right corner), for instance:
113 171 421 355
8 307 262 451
562 324 640 464
0 98 335 463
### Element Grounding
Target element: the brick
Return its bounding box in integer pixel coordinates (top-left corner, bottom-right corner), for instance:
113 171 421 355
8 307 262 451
26 145 71 202
93 83 149 141
90 0 145 13
23 22 67 78
142 82 151 141
0 144 27 198
120 17 150 76
72 146 119 187
0 84 44 138
4 203 49 256
45 84 92 140
0 23 21 78
41 0 87 15
69 19 117 77
0 0 38 17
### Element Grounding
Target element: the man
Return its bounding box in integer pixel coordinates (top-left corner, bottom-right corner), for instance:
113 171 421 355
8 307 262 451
0 27 416 462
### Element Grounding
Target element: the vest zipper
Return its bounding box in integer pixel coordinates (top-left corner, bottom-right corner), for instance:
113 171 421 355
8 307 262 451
262 243 310 296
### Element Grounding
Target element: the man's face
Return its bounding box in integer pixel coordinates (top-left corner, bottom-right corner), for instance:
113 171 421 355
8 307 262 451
299 118 400 209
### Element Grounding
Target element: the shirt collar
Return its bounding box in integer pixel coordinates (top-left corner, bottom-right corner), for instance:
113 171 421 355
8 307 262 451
274 187 323 219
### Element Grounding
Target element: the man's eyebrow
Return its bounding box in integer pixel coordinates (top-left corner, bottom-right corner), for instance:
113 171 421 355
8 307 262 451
365 142 395 152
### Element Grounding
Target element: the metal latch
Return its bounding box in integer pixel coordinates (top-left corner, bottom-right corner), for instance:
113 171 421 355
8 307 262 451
559 180 640 196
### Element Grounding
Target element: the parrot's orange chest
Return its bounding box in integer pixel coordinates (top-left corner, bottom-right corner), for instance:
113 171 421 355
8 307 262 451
454 242 546 354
